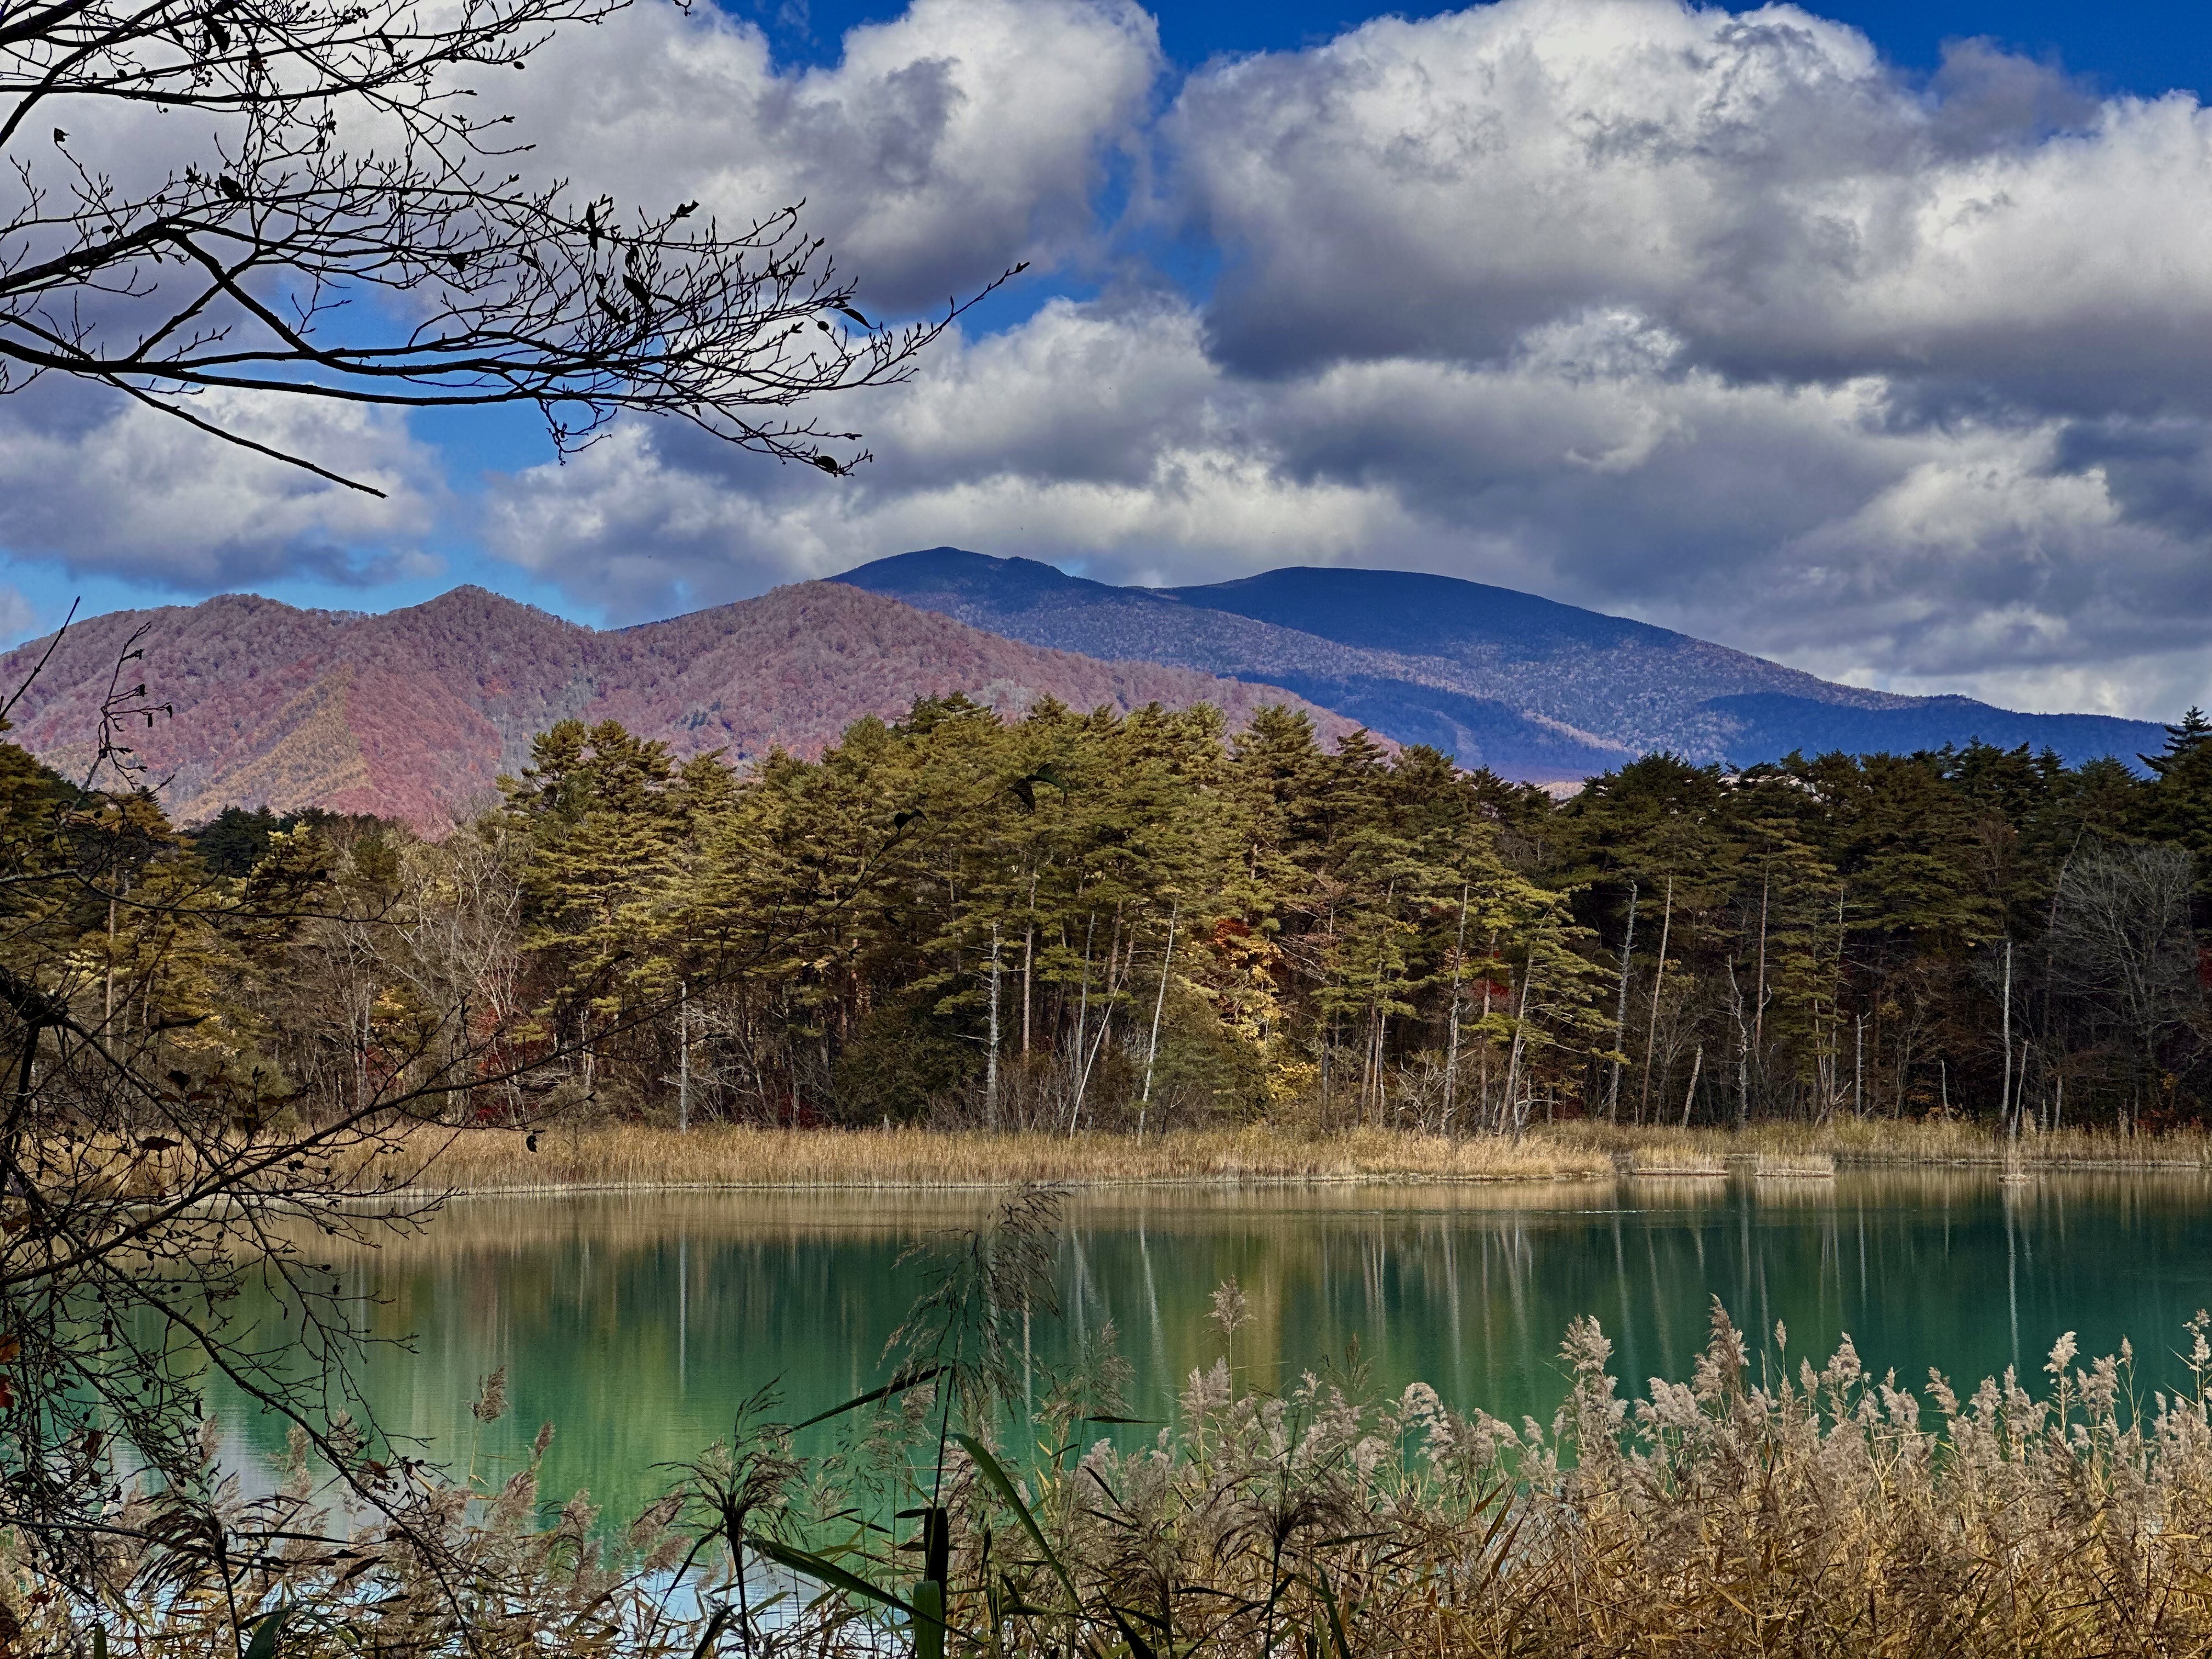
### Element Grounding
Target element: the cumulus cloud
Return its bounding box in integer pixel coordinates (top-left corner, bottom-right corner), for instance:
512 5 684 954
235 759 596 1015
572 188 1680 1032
0 383 443 587
1147 0 2212 707
1168 0 2212 409
492 0 1161 312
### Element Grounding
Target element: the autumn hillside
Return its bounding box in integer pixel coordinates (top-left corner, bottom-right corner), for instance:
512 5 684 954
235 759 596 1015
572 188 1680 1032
0 582 1362 829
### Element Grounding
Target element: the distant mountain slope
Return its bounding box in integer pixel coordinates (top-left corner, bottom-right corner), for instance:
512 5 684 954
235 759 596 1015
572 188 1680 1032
838 549 2166 779
0 583 1361 828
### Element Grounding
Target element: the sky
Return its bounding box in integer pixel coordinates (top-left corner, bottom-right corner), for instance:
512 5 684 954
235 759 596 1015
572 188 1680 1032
7 0 2212 719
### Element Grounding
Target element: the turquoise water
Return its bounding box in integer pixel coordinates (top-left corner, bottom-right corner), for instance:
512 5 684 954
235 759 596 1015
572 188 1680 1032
211 1172 2212 1517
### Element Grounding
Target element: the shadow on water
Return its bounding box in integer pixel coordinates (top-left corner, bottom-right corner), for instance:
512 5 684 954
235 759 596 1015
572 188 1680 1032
208 1170 2212 1515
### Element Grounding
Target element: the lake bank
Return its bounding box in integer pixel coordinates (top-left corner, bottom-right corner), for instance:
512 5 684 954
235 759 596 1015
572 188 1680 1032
380 1118 2212 1194
392 1123 1613 1192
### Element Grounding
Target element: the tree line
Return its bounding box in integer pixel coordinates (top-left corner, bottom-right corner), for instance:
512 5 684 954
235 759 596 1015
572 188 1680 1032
30 693 2212 1143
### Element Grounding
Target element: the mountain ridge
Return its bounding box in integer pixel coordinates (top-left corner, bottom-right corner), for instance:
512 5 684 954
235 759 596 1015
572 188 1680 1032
836 549 2166 778
0 554 2166 828
0 582 1364 828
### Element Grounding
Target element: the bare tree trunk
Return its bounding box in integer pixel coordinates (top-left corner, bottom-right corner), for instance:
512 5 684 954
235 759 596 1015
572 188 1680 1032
1022 871 1038 1059
104 889 117 1031
1138 904 1177 1142
1021 921 1035 1059
2000 937 2015 1138
1066 907 1128 1133
1374 1012 1389 1126
1359 1003 1377 1124
1753 866 1771 1053
1680 1043 1702 1128
985 925 1001 1130
1066 910 1097 1137
1443 884 1469 1137
1638 877 1672 1125
1728 959 1751 1130
678 980 690 1133
1606 881 1637 1124
1853 1013 1863 1118
1479 932 1497 1133
1501 956 1538 1145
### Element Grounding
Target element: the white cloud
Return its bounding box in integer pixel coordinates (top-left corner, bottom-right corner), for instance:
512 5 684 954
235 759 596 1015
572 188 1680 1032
0 384 443 586
483 299 1420 619
1167 0 2212 409
492 0 1161 312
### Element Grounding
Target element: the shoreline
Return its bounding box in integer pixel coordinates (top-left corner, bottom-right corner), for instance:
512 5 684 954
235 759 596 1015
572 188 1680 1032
363 1122 2212 1197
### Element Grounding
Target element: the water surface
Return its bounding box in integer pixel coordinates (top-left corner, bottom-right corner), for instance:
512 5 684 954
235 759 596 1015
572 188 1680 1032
212 1172 2212 1516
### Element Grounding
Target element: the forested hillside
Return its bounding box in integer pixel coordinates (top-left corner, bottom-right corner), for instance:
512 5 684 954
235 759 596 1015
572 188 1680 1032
0 583 1357 827
35 692 2212 1138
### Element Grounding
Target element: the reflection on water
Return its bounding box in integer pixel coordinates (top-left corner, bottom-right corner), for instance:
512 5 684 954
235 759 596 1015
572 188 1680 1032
208 1171 2212 1516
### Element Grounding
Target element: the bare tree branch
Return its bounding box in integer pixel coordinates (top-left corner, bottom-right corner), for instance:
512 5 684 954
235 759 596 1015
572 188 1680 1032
0 0 1006 483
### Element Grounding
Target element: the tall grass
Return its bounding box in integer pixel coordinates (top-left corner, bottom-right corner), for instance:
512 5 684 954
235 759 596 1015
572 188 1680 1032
363 1123 1617 1192
927 1302 2212 1657
336 1117 2212 1196
1568 1116 2212 1167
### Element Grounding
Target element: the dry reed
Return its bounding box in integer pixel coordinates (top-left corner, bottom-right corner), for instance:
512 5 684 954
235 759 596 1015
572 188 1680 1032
1566 1115 2212 1169
917 1304 2212 1658
357 1124 1617 1193
1621 1146 1730 1177
1751 1150 1837 1177
325 1117 2212 1197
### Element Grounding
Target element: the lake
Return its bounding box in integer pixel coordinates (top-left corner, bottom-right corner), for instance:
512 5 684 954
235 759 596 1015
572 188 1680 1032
213 1171 2212 1517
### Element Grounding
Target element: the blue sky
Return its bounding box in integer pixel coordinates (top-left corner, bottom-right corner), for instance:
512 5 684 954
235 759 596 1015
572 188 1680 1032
7 0 2212 720
744 0 2212 89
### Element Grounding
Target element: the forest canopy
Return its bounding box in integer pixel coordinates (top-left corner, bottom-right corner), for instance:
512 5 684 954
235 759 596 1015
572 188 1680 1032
57 695 2212 1140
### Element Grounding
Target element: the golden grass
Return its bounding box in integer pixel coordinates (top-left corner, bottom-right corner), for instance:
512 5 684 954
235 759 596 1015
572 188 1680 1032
1751 1150 1837 1177
320 1116 2212 1195
37 1298 2212 1658
378 1123 1618 1194
1621 1147 1729 1177
39 1116 2212 1205
1561 1116 2212 1168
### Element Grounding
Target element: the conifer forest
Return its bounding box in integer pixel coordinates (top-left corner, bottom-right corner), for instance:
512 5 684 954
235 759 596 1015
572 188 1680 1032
43 695 2212 1141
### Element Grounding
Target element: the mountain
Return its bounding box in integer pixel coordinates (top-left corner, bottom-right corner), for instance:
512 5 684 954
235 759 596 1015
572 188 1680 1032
837 549 2167 780
0 583 1363 828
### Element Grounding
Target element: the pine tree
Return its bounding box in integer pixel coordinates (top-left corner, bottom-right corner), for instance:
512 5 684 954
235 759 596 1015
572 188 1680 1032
2141 707 2212 906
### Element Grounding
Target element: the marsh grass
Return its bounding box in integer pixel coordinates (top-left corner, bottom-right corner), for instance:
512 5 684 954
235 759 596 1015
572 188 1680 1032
304 1117 2212 1198
348 1124 1618 1192
41 1120 2212 1216
1751 1150 1838 1177
1568 1116 2212 1169
1621 1146 1730 1176
870 1304 2212 1658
